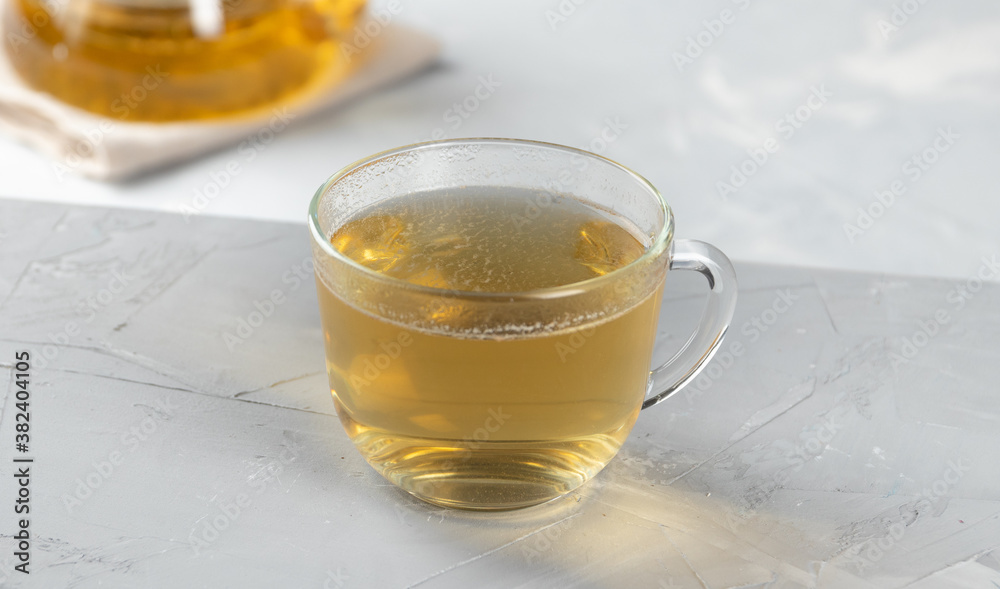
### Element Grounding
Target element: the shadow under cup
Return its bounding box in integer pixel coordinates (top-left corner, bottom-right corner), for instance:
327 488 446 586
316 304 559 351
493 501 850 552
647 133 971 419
309 139 674 510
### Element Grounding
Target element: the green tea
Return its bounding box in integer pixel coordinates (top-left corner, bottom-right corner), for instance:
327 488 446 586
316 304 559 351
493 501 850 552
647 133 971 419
316 188 663 509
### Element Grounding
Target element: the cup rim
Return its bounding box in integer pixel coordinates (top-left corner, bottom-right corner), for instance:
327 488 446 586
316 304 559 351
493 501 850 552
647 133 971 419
308 137 674 301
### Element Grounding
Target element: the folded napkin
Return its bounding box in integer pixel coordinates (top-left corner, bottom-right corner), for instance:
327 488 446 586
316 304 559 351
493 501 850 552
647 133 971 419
0 23 439 181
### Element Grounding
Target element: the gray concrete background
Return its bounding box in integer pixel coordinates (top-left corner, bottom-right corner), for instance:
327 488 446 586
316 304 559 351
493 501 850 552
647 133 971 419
1 200 998 587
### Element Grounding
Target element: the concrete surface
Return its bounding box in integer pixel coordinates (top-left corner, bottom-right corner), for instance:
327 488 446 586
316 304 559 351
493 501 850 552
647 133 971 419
1 200 998 588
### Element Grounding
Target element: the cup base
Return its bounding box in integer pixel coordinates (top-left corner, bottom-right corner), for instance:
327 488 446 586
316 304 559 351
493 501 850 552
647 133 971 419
386 448 595 511
339 403 625 511
402 473 570 512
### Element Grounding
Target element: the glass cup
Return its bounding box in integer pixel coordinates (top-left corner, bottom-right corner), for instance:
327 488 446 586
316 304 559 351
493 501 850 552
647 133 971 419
309 138 737 510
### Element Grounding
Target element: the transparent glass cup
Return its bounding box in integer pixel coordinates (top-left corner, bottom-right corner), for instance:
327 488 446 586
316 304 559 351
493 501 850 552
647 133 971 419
309 139 737 510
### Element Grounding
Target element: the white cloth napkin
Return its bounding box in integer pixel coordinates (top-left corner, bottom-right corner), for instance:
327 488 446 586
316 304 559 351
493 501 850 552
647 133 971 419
0 24 439 180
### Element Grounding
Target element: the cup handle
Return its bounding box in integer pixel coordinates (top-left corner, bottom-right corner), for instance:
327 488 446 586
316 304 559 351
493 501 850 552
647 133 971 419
642 240 738 409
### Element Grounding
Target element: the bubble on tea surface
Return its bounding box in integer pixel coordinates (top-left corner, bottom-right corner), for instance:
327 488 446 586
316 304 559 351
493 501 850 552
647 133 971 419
331 214 410 273
573 220 646 277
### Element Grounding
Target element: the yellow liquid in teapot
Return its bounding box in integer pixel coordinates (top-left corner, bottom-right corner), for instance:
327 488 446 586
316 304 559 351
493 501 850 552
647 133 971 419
4 0 365 120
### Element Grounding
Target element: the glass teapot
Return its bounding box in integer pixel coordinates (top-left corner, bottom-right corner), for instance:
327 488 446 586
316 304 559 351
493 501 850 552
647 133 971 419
4 0 365 120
